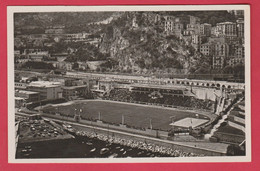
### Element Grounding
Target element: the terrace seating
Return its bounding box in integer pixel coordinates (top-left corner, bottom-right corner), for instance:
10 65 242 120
105 88 213 110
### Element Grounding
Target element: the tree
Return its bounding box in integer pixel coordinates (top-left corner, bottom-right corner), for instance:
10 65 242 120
72 62 79 69
233 64 245 79
223 65 233 74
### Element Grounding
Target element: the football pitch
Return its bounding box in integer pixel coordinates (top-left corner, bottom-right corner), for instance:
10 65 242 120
43 100 210 131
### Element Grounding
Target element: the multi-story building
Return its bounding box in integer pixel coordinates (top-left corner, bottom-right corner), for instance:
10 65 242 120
15 82 28 90
183 30 194 36
15 90 40 102
186 23 200 34
214 42 229 57
235 45 245 59
212 56 225 69
200 43 215 56
200 23 212 37
212 42 229 69
226 44 245 67
211 27 219 37
227 57 244 67
234 10 244 17
191 34 201 44
236 18 244 38
191 34 207 51
164 16 184 37
62 85 88 100
164 20 183 33
216 22 237 38
27 81 63 100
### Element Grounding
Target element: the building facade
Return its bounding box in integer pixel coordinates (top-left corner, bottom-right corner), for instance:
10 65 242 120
28 81 63 100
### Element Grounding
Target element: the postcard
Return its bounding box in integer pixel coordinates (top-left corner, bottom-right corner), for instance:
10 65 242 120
7 5 251 163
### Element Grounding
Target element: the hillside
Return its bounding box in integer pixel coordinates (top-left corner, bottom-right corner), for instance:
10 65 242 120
98 12 211 74
14 11 238 75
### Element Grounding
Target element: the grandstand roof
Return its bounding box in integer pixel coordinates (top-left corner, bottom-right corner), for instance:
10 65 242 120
131 84 187 90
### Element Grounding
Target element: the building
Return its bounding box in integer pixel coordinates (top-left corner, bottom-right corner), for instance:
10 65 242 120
15 90 40 102
216 22 237 38
234 10 244 17
200 23 212 37
23 49 49 61
132 16 138 28
212 56 225 69
186 23 200 35
64 33 90 42
164 16 184 37
214 42 229 57
45 28 65 34
211 42 229 69
227 57 244 67
236 18 244 38
15 97 25 108
183 30 194 36
235 45 245 59
62 85 88 100
15 82 28 90
27 81 63 100
200 43 215 56
56 62 73 71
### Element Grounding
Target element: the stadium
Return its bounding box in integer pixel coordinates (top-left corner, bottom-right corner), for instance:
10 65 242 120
42 84 216 132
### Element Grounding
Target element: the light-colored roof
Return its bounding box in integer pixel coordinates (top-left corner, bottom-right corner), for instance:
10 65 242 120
15 97 25 100
16 90 39 95
131 84 187 90
217 22 235 25
29 81 62 88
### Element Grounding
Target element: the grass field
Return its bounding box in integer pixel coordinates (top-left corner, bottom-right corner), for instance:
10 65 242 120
43 100 210 131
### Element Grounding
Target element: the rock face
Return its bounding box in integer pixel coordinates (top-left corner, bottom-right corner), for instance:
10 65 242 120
98 12 208 75
15 11 220 75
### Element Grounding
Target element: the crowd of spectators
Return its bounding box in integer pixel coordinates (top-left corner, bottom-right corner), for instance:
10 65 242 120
105 88 213 110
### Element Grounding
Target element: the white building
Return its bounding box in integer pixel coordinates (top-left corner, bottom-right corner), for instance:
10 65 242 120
28 81 63 100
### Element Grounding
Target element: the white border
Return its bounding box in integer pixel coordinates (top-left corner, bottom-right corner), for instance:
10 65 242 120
7 5 251 163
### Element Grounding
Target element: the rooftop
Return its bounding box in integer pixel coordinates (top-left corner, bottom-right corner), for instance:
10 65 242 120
131 84 187 91
217 22 236 25
16 90 40 95
29 81 62 88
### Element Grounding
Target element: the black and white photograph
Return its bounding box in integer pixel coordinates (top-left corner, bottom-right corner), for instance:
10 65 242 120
7 5 251 163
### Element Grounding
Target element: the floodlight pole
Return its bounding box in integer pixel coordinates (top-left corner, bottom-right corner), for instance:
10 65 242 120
122 115 124 125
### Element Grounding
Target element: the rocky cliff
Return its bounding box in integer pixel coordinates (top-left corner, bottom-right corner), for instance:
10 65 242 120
98 12 208 75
